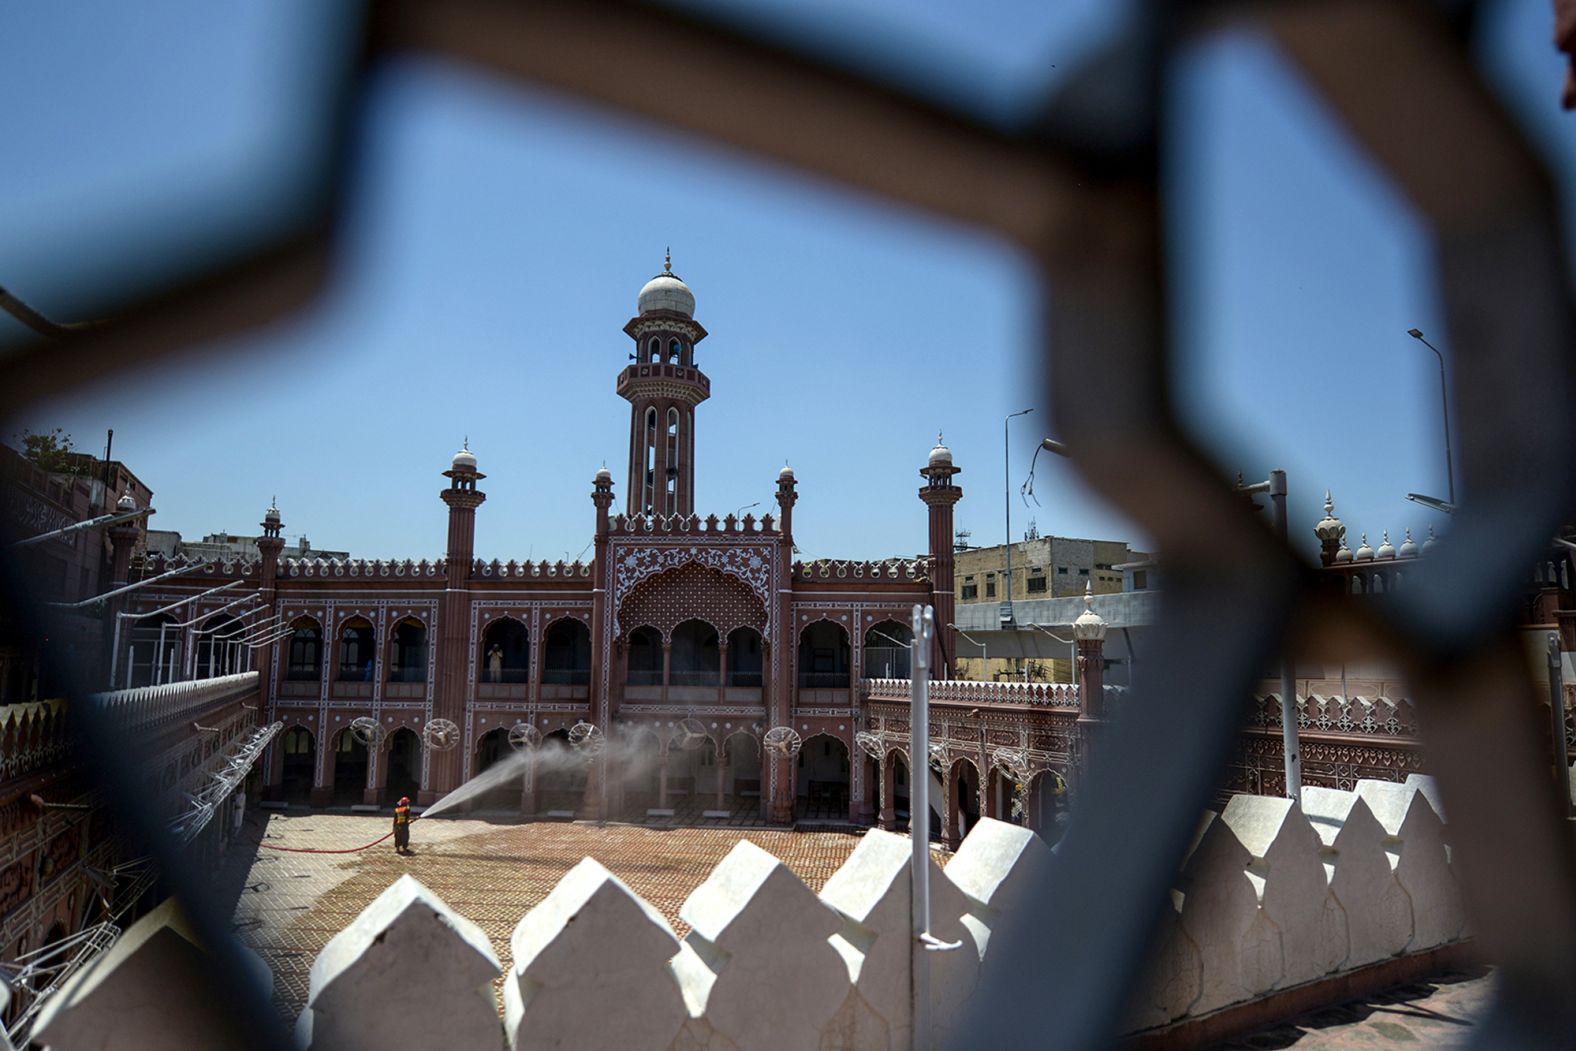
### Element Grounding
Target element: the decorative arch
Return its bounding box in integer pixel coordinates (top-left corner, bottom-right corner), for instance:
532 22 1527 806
612 545 773 634
281 725 315 803
285 616 322 681
797 732 850 818
670 618 720 685
863 619 913 679
798 620 851 688
480 616 529 683
543 618 591 685
617 561 766 639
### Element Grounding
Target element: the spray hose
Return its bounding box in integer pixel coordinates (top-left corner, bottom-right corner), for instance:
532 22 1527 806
258 829 398 854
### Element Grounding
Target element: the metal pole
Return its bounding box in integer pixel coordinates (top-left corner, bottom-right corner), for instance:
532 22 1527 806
1547 633 1572 819
1002 409 1032 632
1409 330 1456 505
1269 469 1300 798
911 603 934 1051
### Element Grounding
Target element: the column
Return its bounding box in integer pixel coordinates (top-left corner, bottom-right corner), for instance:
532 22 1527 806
879 759 896 830
657 746 670 810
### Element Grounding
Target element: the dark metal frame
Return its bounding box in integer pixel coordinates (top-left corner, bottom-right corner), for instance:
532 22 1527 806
3 1 1574 1048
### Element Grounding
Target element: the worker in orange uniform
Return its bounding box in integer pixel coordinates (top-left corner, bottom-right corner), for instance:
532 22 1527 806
393 796 416 855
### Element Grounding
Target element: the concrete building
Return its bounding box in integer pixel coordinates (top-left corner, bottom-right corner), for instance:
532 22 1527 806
954 534 1147 605
145 528 347 564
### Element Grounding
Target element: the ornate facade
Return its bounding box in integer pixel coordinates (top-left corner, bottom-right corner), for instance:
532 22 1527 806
121 261 970 826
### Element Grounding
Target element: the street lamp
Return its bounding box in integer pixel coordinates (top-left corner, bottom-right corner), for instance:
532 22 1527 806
1235 468 1300 799
1002 408 1034 628
734 501 760 519
948 624 988 681
1028 624 1076 684
1407 328 1456 506
1405 492 1455 515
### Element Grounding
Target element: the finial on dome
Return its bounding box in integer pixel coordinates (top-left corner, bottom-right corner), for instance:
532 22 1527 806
1324 491 1333 515
1376 530 1396 559
664 247 671 273
1355 531 1374 561
1073 579 1107 641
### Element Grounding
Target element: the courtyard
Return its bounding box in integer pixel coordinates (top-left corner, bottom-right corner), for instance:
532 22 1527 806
218 811 869 1019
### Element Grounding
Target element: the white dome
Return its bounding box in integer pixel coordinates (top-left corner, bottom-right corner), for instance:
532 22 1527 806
452 444 477 471
1376 531 1396 560
264 499 281 523
1334 538 1352 564
778 463 795 483
116 489 136 512
1354 532 1375 561
1422 526 1438 553
1072 581 1107 642
928 433 953 468
594 466 612 484
637 253 694 317
1314 491 1345 544
1398 528 1418 558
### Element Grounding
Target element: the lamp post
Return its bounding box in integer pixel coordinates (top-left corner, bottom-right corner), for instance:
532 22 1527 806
1407 328 1456 506
949 624 988 681
1002 408 1034 629
1235 468 1300 798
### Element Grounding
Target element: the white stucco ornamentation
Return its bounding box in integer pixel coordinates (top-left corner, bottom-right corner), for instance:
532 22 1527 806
611 542 774 634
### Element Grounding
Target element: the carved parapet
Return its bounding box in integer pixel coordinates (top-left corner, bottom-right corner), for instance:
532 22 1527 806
504 858 687 1051
89 671 259 732
791 558 927 581
819 828 979 1048
1220 795 1346 988
677 840 849 1051
297 874 502 1051
1300 785 1412 966
32 897 272 1051
608 512 780 537
861 678 1081 710
1355 778 1465 949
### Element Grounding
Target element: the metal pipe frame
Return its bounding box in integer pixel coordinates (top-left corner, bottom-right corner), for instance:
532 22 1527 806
1 2 1573 1048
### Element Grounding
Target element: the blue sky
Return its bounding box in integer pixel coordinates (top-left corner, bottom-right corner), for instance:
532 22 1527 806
3 1 1572 564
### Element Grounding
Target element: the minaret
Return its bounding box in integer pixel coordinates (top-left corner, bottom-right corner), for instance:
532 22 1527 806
618 252 710 516
1313 491 1345 567
590 464 615 820
257 498 285 713
1072 581 1107 793
429 442 486 803
919 435 963 678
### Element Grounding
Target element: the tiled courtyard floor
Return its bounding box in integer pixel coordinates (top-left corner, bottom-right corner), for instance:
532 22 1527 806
217 810 868 1020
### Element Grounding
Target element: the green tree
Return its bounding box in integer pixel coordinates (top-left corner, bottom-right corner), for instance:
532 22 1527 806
15 428 85 475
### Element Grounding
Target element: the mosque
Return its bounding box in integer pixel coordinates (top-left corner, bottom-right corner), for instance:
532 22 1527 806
125 258 968 825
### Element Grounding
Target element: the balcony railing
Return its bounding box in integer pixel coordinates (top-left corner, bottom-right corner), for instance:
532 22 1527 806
626 669 663 686
480 668 529 684
542 668 590 686
669 670 720 687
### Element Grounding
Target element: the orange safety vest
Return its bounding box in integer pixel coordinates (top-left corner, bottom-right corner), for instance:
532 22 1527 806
394 805 411 825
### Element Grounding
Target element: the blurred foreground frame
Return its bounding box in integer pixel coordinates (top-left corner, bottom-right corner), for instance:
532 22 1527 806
3 1 1574 1048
